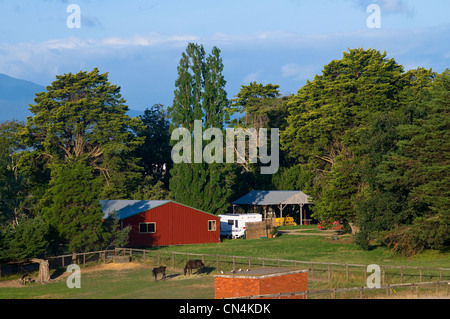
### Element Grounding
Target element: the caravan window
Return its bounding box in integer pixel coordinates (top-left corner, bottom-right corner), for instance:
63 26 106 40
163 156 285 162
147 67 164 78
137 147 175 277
235 220 238 228
227 220 234 225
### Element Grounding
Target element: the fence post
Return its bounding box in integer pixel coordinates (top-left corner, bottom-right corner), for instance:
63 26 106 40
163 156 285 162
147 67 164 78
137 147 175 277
345 264 349 282
328 264 331 280
216 255 219 272
172 253 175 268
419 268 422 283
83 253 86 267
401 267 403 283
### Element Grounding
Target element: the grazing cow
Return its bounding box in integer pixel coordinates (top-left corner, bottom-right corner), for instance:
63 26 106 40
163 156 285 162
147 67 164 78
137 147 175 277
152 266 166 281
184 260 204 276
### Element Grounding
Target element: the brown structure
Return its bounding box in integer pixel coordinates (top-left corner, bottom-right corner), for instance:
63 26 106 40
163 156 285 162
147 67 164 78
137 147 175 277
214 268 308 299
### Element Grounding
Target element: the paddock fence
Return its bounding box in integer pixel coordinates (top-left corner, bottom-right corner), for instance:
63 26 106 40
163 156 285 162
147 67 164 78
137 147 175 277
1 247 450 289
116 248 450 286
227 280 450 299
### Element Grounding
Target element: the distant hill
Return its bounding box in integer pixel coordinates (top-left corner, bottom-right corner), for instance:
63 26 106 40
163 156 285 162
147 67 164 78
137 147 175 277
0 73 44 123
0 73 144 123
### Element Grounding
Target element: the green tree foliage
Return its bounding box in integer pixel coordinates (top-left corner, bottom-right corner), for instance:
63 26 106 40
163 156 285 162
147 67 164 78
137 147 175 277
168 43 237 214
137 104 172 191
282 48 405 225
40 159 107 253
230 82 282 129
370 70 450 254
229 82 290 191
0 120 27 225
17 68 145 199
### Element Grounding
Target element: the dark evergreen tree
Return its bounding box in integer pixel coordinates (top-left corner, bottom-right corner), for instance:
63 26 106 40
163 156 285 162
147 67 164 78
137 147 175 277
40 159 107 253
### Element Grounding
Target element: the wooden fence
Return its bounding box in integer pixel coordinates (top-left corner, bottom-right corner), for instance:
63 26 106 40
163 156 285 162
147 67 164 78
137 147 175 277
117 248 450 285
227 280 450 299
245 220 273 239
2 248 450 289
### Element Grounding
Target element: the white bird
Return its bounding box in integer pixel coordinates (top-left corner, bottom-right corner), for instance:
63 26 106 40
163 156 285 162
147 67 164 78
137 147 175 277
246 269 250 272
220 270 224 274
238 269 242 272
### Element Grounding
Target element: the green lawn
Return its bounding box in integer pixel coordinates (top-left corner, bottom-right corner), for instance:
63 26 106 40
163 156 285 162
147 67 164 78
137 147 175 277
154 228 450 268
0 230 449 299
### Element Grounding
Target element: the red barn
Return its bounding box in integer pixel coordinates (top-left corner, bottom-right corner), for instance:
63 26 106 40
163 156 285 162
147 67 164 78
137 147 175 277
100 200 221 247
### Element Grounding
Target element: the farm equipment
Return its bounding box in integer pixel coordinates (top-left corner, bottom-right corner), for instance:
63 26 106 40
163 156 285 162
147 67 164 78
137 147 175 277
275 216 297 227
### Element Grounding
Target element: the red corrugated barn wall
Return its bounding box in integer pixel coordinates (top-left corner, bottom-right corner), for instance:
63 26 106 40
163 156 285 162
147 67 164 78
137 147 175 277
122 202 221 247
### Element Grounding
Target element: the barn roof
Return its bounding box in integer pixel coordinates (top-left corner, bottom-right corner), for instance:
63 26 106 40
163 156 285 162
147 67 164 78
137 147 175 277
100 200 219 220
232 190 311 206
100 200 170 220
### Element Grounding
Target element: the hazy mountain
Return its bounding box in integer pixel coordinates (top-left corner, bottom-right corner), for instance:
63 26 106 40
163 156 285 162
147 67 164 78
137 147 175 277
0 73 44 123
0 73 144 123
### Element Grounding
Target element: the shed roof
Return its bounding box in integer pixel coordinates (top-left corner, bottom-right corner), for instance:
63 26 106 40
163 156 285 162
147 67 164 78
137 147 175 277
232 190 311 206
100 200 170 220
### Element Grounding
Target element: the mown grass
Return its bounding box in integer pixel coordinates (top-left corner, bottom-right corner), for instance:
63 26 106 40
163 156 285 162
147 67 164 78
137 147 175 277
152 229 450 268
0 265 214 299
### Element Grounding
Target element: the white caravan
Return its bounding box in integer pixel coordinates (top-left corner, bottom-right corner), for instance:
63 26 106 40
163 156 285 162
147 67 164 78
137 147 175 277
219 213 262 239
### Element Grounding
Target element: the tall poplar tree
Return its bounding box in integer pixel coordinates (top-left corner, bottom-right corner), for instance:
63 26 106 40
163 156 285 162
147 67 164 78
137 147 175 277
168 43 236 214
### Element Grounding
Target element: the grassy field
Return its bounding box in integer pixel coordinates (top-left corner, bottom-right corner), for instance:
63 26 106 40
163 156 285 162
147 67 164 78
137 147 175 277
0 227 449 299
153 226 450 268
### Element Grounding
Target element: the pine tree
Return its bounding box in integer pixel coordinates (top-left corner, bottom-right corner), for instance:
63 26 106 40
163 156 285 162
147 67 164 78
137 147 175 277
17 68 146 199
40 159 107 253
281 48 405 225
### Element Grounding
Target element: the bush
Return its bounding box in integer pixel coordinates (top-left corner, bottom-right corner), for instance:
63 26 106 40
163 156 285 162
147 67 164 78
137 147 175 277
382 216 450 256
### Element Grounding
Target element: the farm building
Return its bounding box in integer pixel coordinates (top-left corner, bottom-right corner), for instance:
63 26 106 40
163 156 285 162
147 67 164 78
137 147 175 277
100 200 221 247
214 268 308 299
232 190 314 226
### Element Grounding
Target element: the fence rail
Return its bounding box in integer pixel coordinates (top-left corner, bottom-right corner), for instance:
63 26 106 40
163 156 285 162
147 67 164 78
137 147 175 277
117 248 450 285
227 280 450 299
2 247 450 287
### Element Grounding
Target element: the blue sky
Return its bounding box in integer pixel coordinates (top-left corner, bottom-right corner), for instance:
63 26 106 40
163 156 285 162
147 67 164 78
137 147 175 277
0 0 449 111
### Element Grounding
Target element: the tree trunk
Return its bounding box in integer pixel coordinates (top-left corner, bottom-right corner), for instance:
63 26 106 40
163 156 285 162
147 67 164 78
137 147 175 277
30 259 50 283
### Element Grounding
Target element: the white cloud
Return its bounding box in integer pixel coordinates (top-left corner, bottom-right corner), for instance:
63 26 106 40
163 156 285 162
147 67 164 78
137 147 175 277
281 63 316 82
244 72 261 83
353 0 413 16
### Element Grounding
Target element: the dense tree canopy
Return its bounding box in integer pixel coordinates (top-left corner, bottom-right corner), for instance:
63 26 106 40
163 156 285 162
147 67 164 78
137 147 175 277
168 43 238 214
0 46 448 261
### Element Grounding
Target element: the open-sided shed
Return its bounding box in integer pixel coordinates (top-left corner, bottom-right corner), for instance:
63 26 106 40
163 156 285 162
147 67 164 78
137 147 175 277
232 190 312 225
100 200 220 247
